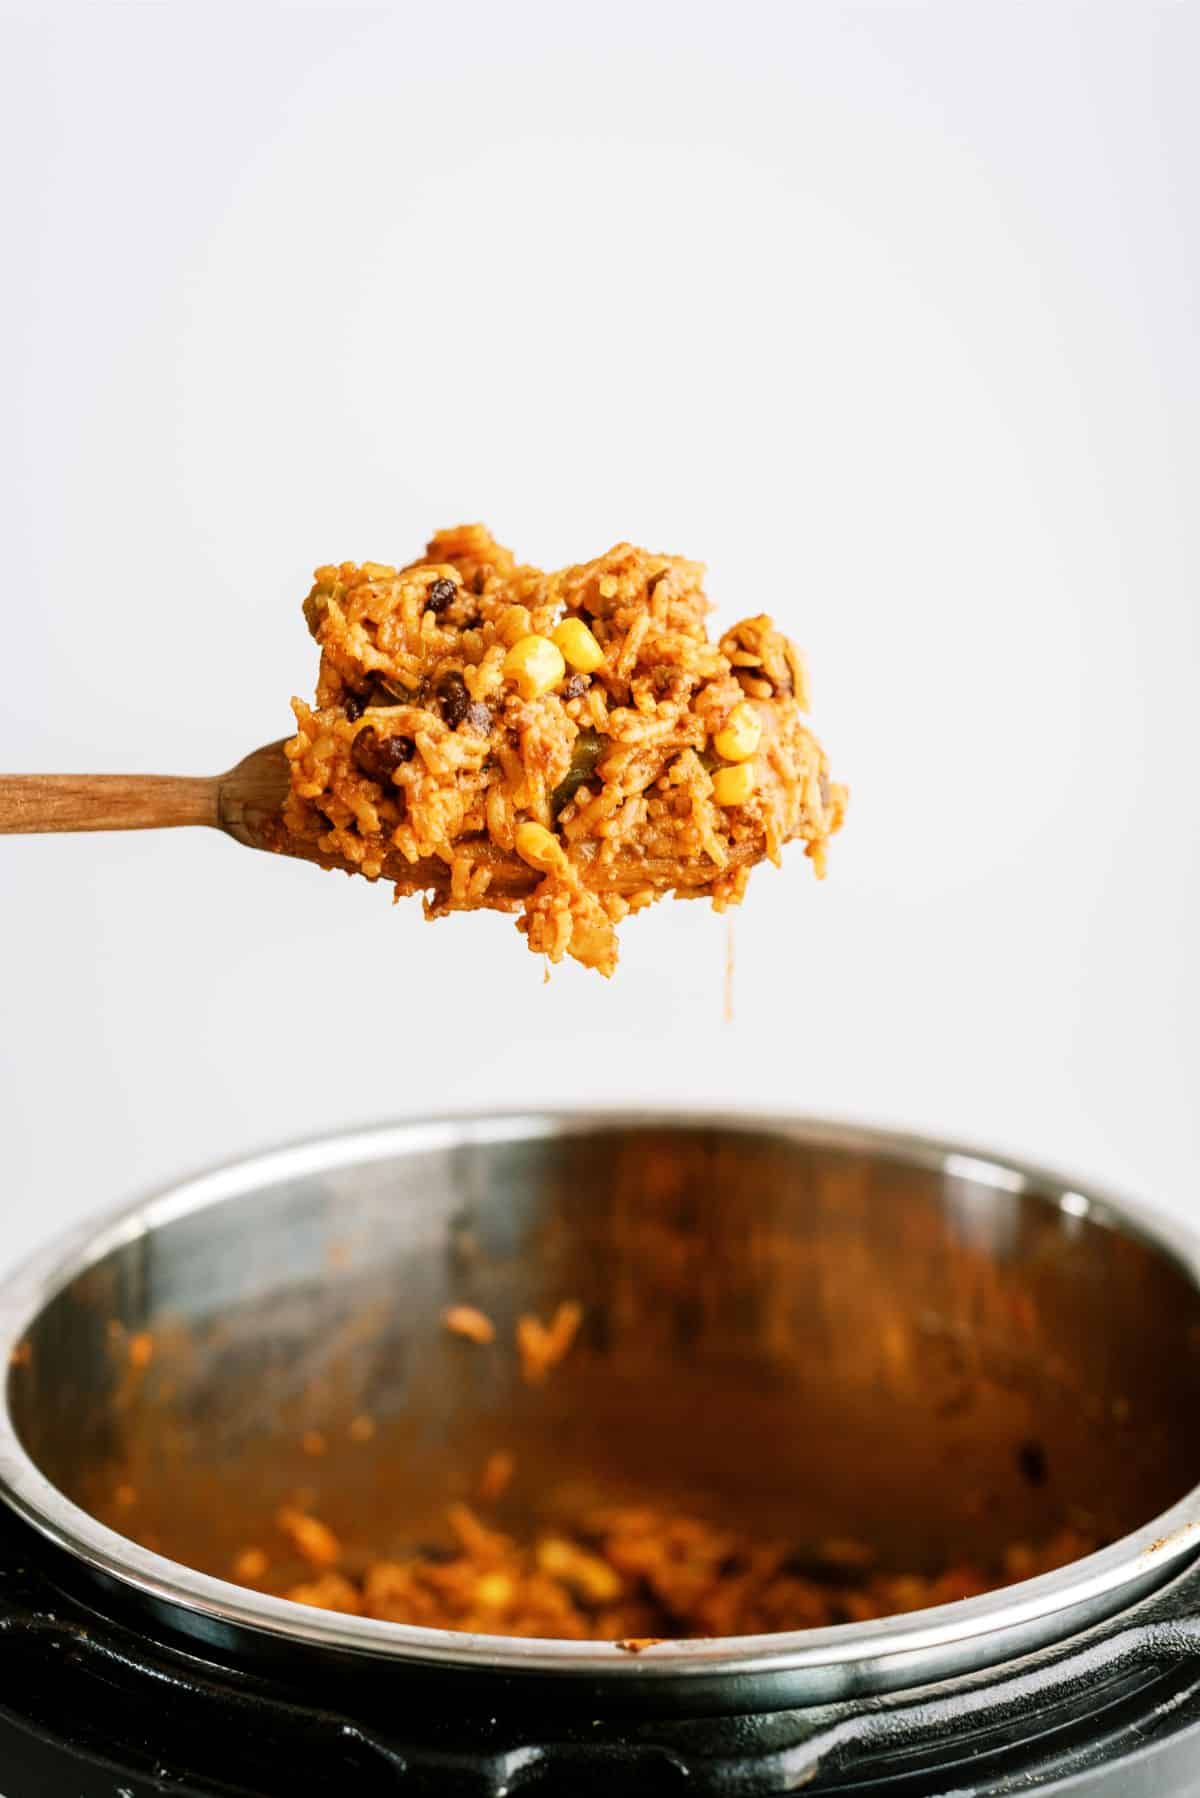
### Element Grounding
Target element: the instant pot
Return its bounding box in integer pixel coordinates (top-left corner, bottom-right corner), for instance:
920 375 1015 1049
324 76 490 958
3 1112 1200 1795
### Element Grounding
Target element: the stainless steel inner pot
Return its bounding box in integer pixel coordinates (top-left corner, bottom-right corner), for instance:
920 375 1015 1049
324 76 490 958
3 1112 1200 1714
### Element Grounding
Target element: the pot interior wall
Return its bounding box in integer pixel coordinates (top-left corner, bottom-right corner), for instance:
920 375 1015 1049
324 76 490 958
10 1123 1200 1584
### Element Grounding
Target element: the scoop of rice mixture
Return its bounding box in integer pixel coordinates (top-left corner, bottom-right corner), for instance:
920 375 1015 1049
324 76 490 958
284 526 846 974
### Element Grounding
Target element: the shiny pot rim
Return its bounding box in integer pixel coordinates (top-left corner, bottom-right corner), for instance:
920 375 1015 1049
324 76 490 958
3 1108 1200 1698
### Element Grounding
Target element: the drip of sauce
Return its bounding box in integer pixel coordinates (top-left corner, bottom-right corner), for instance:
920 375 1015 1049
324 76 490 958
723 915 736 1023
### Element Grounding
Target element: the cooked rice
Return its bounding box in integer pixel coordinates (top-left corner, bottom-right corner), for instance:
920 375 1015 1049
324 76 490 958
265 1499 1095 1641
515 1300 584 1385
442 1304 496 1345
283 526 847 974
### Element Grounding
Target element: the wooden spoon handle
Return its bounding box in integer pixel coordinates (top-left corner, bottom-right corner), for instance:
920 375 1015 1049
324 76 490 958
0 772 219 834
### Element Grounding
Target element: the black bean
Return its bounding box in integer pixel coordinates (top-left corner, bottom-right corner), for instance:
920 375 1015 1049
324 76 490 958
410 1541 457 1565
563 673 589 700
425 577 458 615
436 673 471 729
435 673 492 734
343 692 366 722
1017 1440 1048 1487
352 727 413 783
778 1553 869 1589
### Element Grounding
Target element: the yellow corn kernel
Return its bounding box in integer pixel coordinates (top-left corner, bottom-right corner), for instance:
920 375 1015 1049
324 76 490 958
503 634 566 699
536 1536 623 1604
496 605 533 648
476 1572 514 1608
712 762 756 806
233 1547 269 1583
552 616 605 674
515 820 568 873
713 701 761 763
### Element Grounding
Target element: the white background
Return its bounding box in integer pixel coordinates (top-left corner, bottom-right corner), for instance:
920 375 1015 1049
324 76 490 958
1 2 1197 1271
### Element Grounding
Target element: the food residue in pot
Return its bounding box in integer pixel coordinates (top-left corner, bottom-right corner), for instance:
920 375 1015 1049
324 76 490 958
237 1485 1097 1642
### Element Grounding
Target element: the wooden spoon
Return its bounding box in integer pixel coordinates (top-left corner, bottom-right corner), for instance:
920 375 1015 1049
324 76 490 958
0 741 757 900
